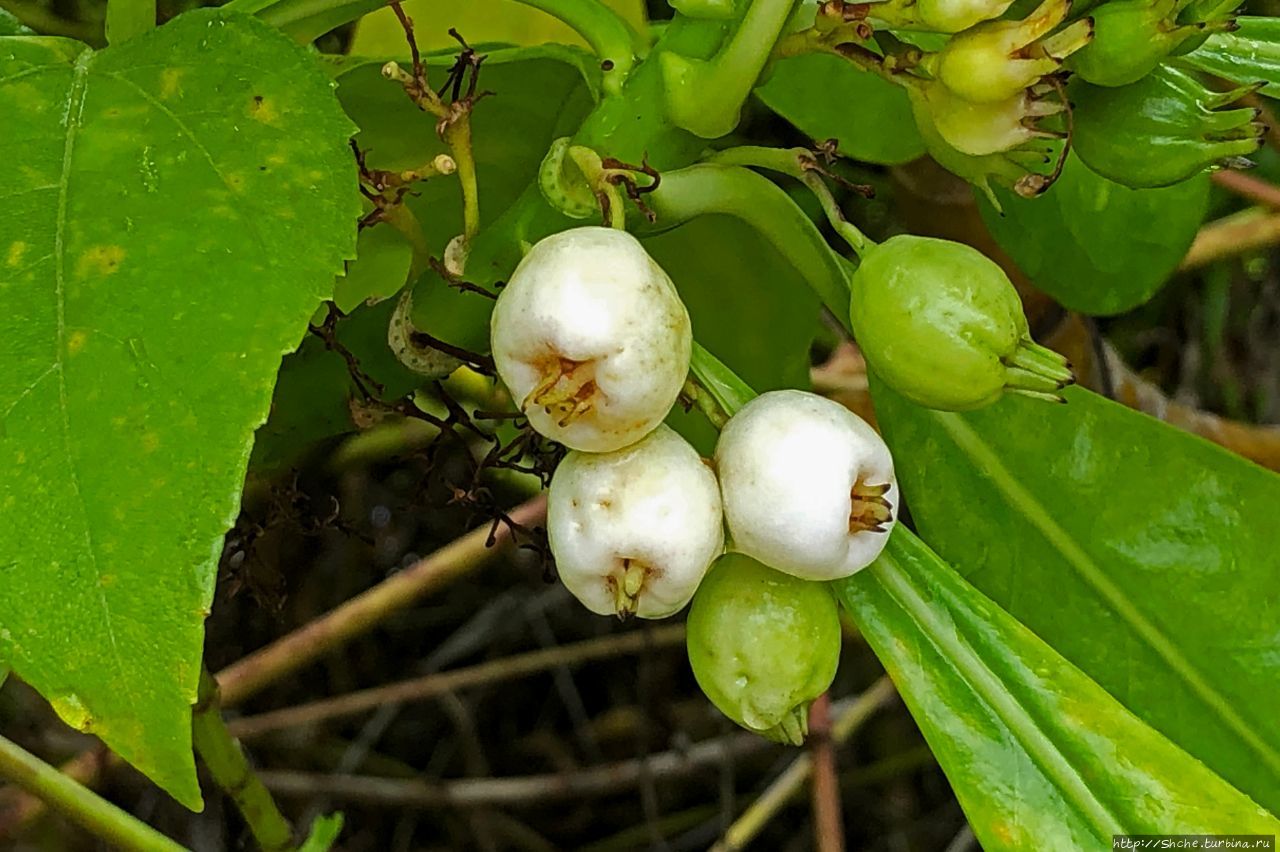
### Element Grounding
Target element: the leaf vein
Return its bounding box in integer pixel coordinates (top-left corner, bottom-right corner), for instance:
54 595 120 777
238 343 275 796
932 410 1280 779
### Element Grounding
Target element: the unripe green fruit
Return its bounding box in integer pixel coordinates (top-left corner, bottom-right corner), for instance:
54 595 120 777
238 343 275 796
1068 0 1226 87
1070 68 1263 189
921 0 1092 104
849 235 1073 411
686 554 841 745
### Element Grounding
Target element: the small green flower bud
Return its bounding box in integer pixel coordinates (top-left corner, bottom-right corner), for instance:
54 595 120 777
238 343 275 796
910 97 1060 207
871 0 1015 33
849 235 1074 410
909 80 1065 157
686 554 841 744
921 0 1093 103
1069 0 1236 87
1070 67 1263 189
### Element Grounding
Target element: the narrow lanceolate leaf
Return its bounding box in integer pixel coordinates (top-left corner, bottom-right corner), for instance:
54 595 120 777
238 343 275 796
871 381 1280 815
0 9 358 808
837 530 1279 850
1182 17 1280 97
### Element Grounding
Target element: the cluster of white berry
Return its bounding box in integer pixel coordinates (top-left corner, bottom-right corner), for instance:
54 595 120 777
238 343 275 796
490 227 898 618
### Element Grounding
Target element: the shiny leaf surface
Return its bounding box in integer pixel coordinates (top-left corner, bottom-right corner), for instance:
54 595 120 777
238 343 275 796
1183 17 1280 97
837 529 1280 850
755 53 925 165
870 381 1280 815
978 154 1209 315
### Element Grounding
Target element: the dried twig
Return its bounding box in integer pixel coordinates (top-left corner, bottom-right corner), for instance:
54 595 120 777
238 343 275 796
710 676 897 852
217 495 547 707
228 625 685 739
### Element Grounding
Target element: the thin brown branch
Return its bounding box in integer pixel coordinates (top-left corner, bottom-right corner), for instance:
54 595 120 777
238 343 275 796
711 676 897 852
258 729 774 809
1180 207 1280 271
808 694 845 852
217 495 547 707
228 625 685 740
1211 169 1280 209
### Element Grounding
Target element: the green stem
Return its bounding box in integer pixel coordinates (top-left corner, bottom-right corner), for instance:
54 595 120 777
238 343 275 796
704 145 875 256
192 670 294 852
221 0 385 43
661 0 800 138
0 0 103 43
510 0 642 96
442 119 481 246
646 163 853 317
105 0 153 43
0 735 185 852
690 341 758 418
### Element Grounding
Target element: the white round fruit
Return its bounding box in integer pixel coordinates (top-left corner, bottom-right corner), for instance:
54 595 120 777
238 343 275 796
548 425 725 619
715 390 897 580
490 226 692 453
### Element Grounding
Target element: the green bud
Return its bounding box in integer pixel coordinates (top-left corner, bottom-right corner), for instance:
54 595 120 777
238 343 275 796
910 95 1060 208
686 554 841 745
1068 0 1236 87
909 79 1065 157
850 235 1074 411
921 0 1092 103
1071 67 1263 189
871 0 1015 33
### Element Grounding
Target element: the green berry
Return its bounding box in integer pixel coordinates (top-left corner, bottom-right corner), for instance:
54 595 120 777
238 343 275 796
686 554 841 745
1070 67 1263 189
849 235 1074 411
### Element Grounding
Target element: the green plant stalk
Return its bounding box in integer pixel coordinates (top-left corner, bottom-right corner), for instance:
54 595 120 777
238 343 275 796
704 146 875 256
442 119 482 245
105 0 153 43
221 0 385 43
646 164 854 318
510 0 641 96
661 0 800 138
0 734 185 852
192 670 294 852
690 341 758 417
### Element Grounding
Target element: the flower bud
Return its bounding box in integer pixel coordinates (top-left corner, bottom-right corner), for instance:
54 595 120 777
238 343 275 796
1069 0 1235 87
490 227 692 452
686 553 841 744
715 390 897 581
548 425 724 619
921 0 1093 103
871 0 1015 33
910 80 1066 157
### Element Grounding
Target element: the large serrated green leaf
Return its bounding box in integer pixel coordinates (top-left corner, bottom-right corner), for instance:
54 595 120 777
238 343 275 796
0 9 358 807
978 154 1209 315
870 381 1280 816
1182 17 1280 97
754 52 925 165
837 530 1279 850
